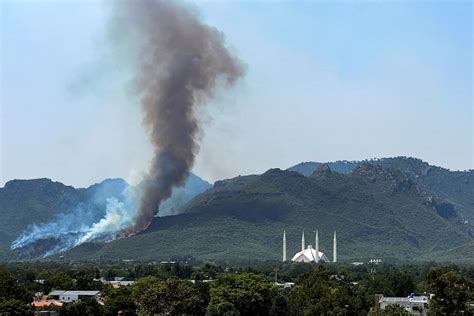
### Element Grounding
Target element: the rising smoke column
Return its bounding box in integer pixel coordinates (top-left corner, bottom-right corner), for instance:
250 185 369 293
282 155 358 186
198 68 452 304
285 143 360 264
115 0 244 234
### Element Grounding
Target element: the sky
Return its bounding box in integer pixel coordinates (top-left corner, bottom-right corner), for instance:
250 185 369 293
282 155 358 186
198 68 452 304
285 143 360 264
1 0 472 187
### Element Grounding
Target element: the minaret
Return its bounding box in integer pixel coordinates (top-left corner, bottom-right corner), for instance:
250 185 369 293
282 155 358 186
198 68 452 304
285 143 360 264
315 230 319 261
333 231 337 263
301 231 305 251
283 230 287 262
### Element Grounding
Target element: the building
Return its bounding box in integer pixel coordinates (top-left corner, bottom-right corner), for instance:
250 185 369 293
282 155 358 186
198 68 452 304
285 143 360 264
94 277 135 288
31 301 63 308
291 245 329 262
375 294 431 316
48 290 100 303
109 280 135 288
283 230 336 263
275 282 295 289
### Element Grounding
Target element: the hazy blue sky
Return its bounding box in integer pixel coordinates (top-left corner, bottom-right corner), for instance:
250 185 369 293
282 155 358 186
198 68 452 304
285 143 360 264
1 0 472 187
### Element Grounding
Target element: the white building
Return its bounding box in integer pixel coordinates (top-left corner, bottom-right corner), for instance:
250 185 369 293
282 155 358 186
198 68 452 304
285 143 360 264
291 245 329 263
283 230 335 263
49 290 100 303
376 294 431 315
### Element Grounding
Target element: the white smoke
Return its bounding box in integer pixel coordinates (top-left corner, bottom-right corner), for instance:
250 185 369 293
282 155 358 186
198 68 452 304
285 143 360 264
9 174 209 258
76 197 133 245
10 186 139 258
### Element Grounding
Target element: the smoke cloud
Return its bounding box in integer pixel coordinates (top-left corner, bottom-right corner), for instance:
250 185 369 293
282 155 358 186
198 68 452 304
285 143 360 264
114 0 244 234
10 0 243 256
11 182 138 258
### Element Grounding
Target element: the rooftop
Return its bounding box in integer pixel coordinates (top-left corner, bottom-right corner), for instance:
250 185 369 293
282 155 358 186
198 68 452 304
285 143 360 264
62 291 100 296
380 297 410 303
291 245 329 262
380 296 430 303
32 301 63 307
48 290 100 296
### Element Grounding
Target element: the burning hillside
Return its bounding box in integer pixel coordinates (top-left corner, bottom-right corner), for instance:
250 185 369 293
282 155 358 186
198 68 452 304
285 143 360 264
9 0 243 257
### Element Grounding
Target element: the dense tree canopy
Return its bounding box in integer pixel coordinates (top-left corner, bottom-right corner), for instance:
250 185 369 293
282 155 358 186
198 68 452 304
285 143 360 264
0 267 34 315
287 266 370 315
427 268 473 314
207 273 278 315
0 262 472 315
137 279 208 315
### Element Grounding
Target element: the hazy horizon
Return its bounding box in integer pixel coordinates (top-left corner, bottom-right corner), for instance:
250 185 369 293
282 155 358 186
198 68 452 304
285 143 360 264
0 155 472 189
1 0 472 187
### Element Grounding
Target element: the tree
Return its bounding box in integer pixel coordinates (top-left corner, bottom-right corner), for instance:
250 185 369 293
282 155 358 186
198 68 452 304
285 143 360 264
0 299 34 316
364 267 414 298
427 268 472 314
74 268 102 290
130 275 161 302
384 304 409 315
137 279 208 315
58 297 103 316
206 273 279 315
0 267 31 302
201 262 220 280
387 270 414 297
0 267 34 315
46 272 74 291
368 304 409 316
103 287 136 316
287 266 369 315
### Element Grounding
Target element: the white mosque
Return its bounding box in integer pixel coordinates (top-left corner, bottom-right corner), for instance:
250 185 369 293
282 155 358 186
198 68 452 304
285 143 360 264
282 230 337 263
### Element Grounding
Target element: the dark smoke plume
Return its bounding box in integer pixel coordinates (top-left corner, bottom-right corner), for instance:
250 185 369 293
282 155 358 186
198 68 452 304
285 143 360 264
115 0 244 234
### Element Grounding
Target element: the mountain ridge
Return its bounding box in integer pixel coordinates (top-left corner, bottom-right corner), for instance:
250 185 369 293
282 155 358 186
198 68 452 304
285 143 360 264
1 157 472 262
58 158 472 262
289 157 474 224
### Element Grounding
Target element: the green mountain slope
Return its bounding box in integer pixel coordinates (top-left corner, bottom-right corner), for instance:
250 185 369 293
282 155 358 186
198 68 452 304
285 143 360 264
417 240 474 263
60 164 471 262
289 157 474 224
288 161 356 176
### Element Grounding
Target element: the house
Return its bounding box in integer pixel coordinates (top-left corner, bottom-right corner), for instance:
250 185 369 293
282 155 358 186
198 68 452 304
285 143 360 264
275 282 295 289
32 301 63 308
47 290 100 303
93 277 135 288
110 281 135 288
48 291 65 301
375 294 431 316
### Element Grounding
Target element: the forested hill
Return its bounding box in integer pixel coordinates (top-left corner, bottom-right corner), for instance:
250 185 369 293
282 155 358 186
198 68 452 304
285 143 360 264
0 174 211 260
60 159 473 262
289 157 474 224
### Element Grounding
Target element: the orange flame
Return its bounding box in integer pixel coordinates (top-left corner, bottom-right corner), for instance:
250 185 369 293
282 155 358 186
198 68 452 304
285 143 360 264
117 221 152 239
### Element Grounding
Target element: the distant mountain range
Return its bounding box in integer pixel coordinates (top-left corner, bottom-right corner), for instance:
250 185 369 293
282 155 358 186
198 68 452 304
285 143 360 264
1 157 472 263
289 158 474 224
